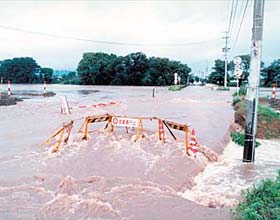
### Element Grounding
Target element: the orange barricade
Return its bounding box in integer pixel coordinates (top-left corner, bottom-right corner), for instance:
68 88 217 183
78 114 111 140
41 120 73 152
43 114 197 155
162 119 190 155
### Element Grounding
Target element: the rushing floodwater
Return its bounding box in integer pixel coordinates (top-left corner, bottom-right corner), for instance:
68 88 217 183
0 84 278 220
182 139 280 208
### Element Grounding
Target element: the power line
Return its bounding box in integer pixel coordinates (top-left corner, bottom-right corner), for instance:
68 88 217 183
0 24 221 47
230 0 250 55
229 0 239 37
227 0 235 34
224 0 231 31
230 0 246 47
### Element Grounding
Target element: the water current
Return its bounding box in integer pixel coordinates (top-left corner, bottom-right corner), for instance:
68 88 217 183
0 85 277 219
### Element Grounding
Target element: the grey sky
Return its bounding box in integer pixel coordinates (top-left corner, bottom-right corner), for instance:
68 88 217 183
0 0 279 74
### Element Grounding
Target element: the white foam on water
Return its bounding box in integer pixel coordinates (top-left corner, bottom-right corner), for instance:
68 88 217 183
181 139 280 208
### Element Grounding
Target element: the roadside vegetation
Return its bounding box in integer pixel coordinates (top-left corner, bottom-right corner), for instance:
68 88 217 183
217 86 230 91
233 99 280 139
234 171 280 220
168 85 186 91
231 131 261 147
231 83 280 139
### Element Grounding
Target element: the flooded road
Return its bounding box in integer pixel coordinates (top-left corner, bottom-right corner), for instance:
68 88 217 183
0 85 235 219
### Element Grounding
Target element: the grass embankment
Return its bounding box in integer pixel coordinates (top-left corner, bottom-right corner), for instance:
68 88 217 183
234 171 280 220
168 85 186 91
232 86 280 139
234 100 280 139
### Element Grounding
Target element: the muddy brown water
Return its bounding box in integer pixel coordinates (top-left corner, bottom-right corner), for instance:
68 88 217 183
0 85 234 220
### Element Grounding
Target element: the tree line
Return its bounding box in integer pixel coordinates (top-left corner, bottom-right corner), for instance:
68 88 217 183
1 54 279 87
0 57 53 83
77 52 191 86
208 55 280 87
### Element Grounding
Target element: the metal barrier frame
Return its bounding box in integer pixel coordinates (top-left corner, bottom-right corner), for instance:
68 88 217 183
42 114 193 154
41 120 74 152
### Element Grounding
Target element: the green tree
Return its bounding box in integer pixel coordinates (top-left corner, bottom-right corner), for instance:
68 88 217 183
40 67 53 83
60 71 79 84
77 51 191 86
238 55 250 85
144 57 191 86
261 59 280 87
77 52 117 85
188 74 195 84
208 59 231 86
145 57 172 86
125 52 148 85
0 57 40 83
111 56 128 85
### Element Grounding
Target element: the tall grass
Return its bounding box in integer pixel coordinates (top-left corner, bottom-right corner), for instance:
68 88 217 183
235 171 280 220
233 86 247 97
231 131 260 147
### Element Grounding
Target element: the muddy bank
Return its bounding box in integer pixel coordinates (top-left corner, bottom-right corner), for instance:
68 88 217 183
269 98 280 110
13 91 56 97
234 99 280 138
0 91 56 107
0 94 23 106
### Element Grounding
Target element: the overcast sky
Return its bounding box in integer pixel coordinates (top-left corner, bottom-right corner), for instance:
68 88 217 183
0 0 279 74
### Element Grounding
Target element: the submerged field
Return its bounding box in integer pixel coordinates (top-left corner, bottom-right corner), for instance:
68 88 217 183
0 85 278 219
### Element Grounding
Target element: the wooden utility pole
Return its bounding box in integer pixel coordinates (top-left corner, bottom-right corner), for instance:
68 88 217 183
243 0 265 162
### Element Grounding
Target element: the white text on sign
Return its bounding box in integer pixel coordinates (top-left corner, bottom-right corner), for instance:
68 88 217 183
112 117 139 128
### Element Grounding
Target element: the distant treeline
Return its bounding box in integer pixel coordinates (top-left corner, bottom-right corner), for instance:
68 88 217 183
77 52 191 86
0 57 53 83
0 52 191 86
2 54 279 87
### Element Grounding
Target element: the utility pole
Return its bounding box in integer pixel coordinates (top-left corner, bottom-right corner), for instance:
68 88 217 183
222 31 230 88
205 64 209 80
243 0 265 162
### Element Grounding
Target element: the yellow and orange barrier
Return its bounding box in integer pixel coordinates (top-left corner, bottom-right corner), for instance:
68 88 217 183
78 114 112 140
161 119 190 155
42 114 199 155
41 120 73 152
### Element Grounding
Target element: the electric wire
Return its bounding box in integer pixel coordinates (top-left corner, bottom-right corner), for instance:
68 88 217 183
229 0 239 38
0 24 221 47
227 0 235 34
230 0 250 55
230 0 246 48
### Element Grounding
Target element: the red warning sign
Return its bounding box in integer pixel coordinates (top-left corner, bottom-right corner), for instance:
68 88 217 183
112 117 138 128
